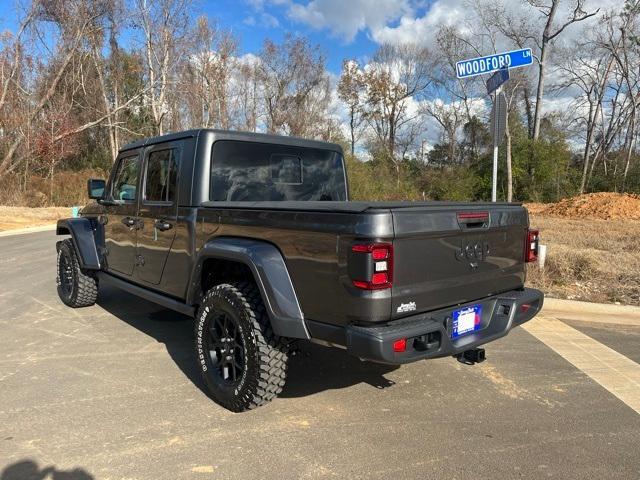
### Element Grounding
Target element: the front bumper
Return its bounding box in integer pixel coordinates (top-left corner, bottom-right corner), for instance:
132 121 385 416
345 288 543 364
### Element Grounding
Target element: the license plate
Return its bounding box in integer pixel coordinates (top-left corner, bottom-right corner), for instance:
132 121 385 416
451 305 482 338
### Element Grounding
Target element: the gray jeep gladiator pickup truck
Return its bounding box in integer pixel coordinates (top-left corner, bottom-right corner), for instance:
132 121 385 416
55 128 543 411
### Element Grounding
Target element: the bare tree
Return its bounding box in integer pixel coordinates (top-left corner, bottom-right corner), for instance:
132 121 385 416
0 6 34 116
362 43 432 181
0 0 106 177
528 0 600 141
258 35 330 137
135 0 190 136
556 43 615 193
611 3 640 191
495 0 599 141
182 16 237 129
88 0 125 163
422 99 466 165
233 57 262 132
337 60 366 156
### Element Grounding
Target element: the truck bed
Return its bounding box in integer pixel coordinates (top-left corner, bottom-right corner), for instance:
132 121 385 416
197 201 529 326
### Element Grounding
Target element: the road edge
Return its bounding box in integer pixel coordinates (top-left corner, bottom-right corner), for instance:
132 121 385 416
0 224 56 237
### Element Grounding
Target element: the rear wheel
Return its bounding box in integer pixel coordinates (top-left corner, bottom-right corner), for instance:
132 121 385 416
195 282 289 412
56 239 98 308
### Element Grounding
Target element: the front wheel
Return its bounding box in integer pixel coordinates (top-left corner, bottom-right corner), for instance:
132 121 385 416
56 239 98 308
195 282 289 412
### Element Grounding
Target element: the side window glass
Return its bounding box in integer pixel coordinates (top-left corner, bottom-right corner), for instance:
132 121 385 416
112 156 139 201
145 148 179 202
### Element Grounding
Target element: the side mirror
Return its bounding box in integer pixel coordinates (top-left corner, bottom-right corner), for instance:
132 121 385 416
87 178 106 199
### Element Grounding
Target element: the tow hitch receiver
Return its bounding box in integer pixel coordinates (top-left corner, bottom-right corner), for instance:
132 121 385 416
455 348 486 365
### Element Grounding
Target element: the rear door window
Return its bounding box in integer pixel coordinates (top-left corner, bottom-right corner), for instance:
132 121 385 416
144 148 179 203
112 155 139 201
210 141 347 201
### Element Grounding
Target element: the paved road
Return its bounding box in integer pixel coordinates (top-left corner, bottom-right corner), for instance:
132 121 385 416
1 231 639 480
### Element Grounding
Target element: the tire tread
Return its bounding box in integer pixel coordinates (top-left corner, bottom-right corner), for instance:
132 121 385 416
196 282 289 411
57 239 98 308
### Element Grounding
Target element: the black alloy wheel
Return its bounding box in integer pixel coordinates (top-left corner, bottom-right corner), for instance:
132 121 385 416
205 311 246 387
195 282 289 412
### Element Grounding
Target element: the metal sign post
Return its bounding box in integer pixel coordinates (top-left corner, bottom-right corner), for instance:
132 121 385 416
492 90 499 202
490 91 508 202
488 69 509 201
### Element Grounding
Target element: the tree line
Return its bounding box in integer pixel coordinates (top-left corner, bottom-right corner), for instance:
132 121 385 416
0 0 639 206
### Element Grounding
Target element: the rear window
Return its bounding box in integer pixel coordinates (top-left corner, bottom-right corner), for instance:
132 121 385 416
210 141 347 201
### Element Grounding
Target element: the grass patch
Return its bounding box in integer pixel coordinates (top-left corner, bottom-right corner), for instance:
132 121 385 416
527 215 640 306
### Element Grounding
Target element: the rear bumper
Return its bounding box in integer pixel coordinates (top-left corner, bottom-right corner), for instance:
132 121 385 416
344 288 543 364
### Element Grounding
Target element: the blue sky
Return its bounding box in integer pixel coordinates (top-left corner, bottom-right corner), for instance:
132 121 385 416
0 0 440 74
211 0 386 72
0 0 620 150
0 0 618 74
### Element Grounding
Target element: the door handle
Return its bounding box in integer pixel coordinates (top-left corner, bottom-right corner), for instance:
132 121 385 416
154 219 173 232
121 216 136 228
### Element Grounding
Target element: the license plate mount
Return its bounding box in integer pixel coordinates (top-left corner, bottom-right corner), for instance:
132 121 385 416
451 305 482 339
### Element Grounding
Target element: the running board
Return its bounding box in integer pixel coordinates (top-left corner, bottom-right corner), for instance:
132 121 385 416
96 272 196 317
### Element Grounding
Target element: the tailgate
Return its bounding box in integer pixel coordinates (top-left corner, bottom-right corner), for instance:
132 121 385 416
390 205 528 319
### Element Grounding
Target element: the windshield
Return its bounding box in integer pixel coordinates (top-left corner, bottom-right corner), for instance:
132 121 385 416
210 140 347 202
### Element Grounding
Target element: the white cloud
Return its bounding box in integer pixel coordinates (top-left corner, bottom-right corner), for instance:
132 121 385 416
287 0 411 42
281 0 624 52
372 0 466 46
251 0 625 154
243 12 280 28
236 52 261 66
261 12 280 28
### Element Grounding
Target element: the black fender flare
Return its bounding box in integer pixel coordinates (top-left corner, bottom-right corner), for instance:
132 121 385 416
188 237 309 340
56 218 101 270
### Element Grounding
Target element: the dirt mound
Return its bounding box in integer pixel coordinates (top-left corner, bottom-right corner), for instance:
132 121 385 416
526 192 640 220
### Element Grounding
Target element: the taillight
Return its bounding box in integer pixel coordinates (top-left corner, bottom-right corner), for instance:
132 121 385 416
525 229 539 263
350 242 393 290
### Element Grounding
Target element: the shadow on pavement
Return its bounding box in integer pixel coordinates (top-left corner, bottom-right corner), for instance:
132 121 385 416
280 342 399 398
1 460 93 480
97 284 399 401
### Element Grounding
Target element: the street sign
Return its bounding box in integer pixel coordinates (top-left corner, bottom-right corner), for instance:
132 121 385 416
486 68 510 95
456 48 532 79
491 92 508 144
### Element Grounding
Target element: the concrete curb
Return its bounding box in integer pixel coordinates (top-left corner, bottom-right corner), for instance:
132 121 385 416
0 224 56 238
544 297 640 315
542 297 640 326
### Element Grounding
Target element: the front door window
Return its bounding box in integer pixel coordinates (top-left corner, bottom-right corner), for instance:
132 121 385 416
112 156 139 202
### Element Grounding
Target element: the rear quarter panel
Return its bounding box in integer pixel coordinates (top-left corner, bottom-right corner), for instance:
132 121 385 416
195 207 394 326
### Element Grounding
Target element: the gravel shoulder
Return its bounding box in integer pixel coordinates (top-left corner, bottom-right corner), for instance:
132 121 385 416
0 206 70 231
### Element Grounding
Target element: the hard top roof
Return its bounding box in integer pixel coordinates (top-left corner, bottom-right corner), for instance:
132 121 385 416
120 128 343 153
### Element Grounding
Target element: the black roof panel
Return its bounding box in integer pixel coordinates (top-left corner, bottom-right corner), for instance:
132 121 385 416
121 128 343 153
